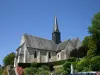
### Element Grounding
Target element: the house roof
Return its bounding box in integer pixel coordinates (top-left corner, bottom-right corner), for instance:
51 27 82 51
19 34 81 51
24 34 57 51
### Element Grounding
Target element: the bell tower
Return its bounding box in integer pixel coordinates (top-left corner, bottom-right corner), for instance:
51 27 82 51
52 16 61 44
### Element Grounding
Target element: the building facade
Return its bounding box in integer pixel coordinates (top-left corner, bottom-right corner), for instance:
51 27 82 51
14 17 82 67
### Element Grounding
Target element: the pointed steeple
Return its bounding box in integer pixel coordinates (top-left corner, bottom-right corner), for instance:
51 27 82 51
53 16 59 32
52 16 61 44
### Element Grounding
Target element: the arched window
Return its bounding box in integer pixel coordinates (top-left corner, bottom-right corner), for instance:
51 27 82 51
34 51 37 58
48 52 51 59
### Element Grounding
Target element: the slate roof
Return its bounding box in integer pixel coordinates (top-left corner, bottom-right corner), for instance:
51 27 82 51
22 34 81 51
24 34 57 51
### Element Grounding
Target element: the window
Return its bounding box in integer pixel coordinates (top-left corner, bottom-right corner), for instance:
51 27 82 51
34 51 37 58
58 54 59 58
48 52 51 59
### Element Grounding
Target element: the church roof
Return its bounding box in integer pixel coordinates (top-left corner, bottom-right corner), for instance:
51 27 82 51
22 34 81 51
24 34 57 51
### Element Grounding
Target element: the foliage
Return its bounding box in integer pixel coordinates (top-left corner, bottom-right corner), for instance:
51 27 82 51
90 56 100 71
36 67 50 75
82 67 91 72
18 60 66 69
76 58 90 72
88 12 100 55
3 52 15 66
31 62 38 67
70 46 88 58
67 57 76 62
63 61 71 73
54 67 65 75
37 70 50 75
87 37 97 57
70 49 78 58
41 65 50 71
82 36 90 47
0 68 3 75
61 71 68 75
78 46 88 58
24 67 37 75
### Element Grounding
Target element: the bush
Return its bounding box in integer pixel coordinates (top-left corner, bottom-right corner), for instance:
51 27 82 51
54 67 65 75
90 56 100 71
31 62 38 67
24 67 37 75
37 70 50 75
67 57 76 62
63 61 71 73
41 65 50 71
76 58 90 72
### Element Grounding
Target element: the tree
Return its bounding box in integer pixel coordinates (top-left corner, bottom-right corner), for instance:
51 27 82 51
82 36 90 47
70 49 78 58
78 46 88 58
3 52 15 66
88 12 100 55
87 36 97 57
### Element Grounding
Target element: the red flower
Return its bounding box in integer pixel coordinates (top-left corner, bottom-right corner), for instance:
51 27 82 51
16 66 24 75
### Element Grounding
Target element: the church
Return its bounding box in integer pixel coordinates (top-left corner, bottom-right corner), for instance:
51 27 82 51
14 17 82 67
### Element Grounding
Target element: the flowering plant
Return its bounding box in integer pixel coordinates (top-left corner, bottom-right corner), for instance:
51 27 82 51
16 66 24 75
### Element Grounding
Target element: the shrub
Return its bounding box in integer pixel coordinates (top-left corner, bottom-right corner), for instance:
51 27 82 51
67 57 76 62
54 66 65 75
90 56 100 71
37 70 50 75
63 61 71 73
76 58 90 72
24 67 37 75
31 62 38 67
41 65 50 71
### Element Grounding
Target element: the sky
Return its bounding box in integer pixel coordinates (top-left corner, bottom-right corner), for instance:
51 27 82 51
0 0 100 65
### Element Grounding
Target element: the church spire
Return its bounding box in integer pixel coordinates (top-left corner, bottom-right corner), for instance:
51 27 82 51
52 16 61 44
53 16 59 32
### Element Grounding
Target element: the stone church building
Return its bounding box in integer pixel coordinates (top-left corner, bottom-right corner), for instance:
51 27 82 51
14 17 82 67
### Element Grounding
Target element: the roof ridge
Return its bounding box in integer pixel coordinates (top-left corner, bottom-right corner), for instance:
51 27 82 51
70 39 76 48
63 39 70 49
25 34 53 42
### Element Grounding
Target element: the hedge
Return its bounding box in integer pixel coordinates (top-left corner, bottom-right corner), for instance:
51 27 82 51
18 60 67 68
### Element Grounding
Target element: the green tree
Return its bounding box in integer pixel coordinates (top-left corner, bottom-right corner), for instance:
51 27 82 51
78 46 88 58
3 52 15 66
82 36 90 47
88 12 100 55
87 37 97 57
